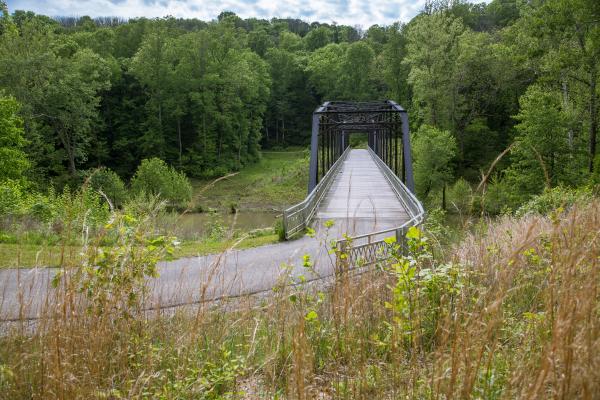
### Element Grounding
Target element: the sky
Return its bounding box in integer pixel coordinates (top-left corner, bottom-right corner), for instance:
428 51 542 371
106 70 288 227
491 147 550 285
6 0 432 28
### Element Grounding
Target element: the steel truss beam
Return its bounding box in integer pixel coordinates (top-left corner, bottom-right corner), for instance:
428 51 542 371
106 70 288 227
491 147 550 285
307 100 415 194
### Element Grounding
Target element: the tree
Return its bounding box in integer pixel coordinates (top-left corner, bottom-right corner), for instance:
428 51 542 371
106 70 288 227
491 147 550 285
413 125 457 208
88 167 127 207
46 49 111 176
266 48 295 144
382 23 411 106
339 41 376 100
404 13 465 129
304 26 333 51
505 84 584 202
130 21 172 157
278 31 303 52
306 43 346 100
528 0 600 173
0 15 110 179
130 158 192 208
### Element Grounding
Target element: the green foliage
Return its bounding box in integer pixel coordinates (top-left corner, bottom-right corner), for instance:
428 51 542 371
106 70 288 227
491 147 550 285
339 41 376 100
87 167 128 207
306 43 346 99
0 181 59 223
592 154 600 185
54 185 111 235
505 84 584 203
447 178 473 214
382 23 410 105
273 217 286 241
305 40 380 101
423 207 449 240
130 158 192 209
197 346 246 398
385 226 467 349
0 179 24 216
205 211 226 242
515 186 592 217
0 95 28 183
405 12 465 129
75 202 176 316
413 125 457 204
480 177 514 215
304 26 333 51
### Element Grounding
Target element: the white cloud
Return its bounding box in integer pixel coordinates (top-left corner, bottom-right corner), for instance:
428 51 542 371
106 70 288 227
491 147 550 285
6 0 430 27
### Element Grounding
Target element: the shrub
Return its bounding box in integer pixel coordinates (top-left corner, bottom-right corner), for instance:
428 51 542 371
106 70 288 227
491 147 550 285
0 181 57 223
0 179 25 217
0 95 29 183
130 158 193 209
478 177 514 215
274 217 286 241
413 125 457 205
206 211 226 242
447 178 473 214
87 167 128 208
27 191 57 223
515 186 592 217
591 154 600 185
54 186 111 235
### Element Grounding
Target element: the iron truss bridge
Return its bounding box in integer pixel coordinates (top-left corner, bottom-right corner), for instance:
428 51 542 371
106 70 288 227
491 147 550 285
283 100 425 266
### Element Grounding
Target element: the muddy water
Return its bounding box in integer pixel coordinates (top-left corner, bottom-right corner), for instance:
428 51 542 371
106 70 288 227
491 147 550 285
158 211 279 240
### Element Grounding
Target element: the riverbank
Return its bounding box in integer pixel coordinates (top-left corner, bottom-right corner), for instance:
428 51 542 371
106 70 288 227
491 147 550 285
192 148 309 212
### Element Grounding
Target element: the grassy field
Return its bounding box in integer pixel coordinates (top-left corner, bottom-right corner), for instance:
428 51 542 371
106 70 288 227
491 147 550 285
192 149 309 211
0 234 279 268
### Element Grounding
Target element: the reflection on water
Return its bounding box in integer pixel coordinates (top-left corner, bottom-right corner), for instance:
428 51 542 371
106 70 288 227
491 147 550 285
157 211 279 240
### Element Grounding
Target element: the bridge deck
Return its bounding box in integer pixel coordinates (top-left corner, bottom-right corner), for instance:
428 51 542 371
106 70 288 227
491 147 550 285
314 149 410 237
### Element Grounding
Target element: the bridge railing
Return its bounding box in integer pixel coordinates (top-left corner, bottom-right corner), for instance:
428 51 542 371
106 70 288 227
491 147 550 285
336 147 425 266
283 147 351 239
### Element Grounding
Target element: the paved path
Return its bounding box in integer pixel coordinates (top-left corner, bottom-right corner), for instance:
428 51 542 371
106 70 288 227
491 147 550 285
315 149 410 236
0 150 409 321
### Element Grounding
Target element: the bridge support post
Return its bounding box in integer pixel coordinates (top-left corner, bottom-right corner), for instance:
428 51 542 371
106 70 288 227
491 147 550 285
400 113 416 193
308 111 321 194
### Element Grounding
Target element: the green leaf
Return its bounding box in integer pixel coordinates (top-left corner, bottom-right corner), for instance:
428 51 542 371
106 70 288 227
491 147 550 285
384 236 396 244
406 226 422 240
305 310 318 321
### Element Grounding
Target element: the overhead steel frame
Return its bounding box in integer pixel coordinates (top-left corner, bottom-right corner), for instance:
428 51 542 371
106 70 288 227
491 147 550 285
307 100 415 193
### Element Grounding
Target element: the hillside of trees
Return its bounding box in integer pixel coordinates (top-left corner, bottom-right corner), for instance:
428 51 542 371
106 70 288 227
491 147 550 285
1 0 599 210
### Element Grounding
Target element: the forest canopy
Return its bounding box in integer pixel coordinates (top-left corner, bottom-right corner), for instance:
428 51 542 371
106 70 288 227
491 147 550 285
0 0 598 210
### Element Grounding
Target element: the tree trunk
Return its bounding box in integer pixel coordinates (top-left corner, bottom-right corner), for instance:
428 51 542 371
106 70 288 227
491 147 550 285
282 116 285 145
238 130 242 167
442 184 446 211
265 120 269 141
158 99 162 126
67 147 76 176
589 67 598 172
561 78 574 148
177 118 182 166
59 130 77 176
202 114 206 157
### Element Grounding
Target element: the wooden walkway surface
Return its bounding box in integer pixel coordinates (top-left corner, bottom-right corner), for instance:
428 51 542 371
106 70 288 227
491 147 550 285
314 149 410 237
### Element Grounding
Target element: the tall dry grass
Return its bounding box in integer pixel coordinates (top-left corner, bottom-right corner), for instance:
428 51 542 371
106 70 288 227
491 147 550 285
0 200 598 399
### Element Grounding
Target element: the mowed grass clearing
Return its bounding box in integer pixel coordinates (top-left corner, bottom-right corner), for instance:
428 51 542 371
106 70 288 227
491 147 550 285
192 149 309 211
0 234 279 268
